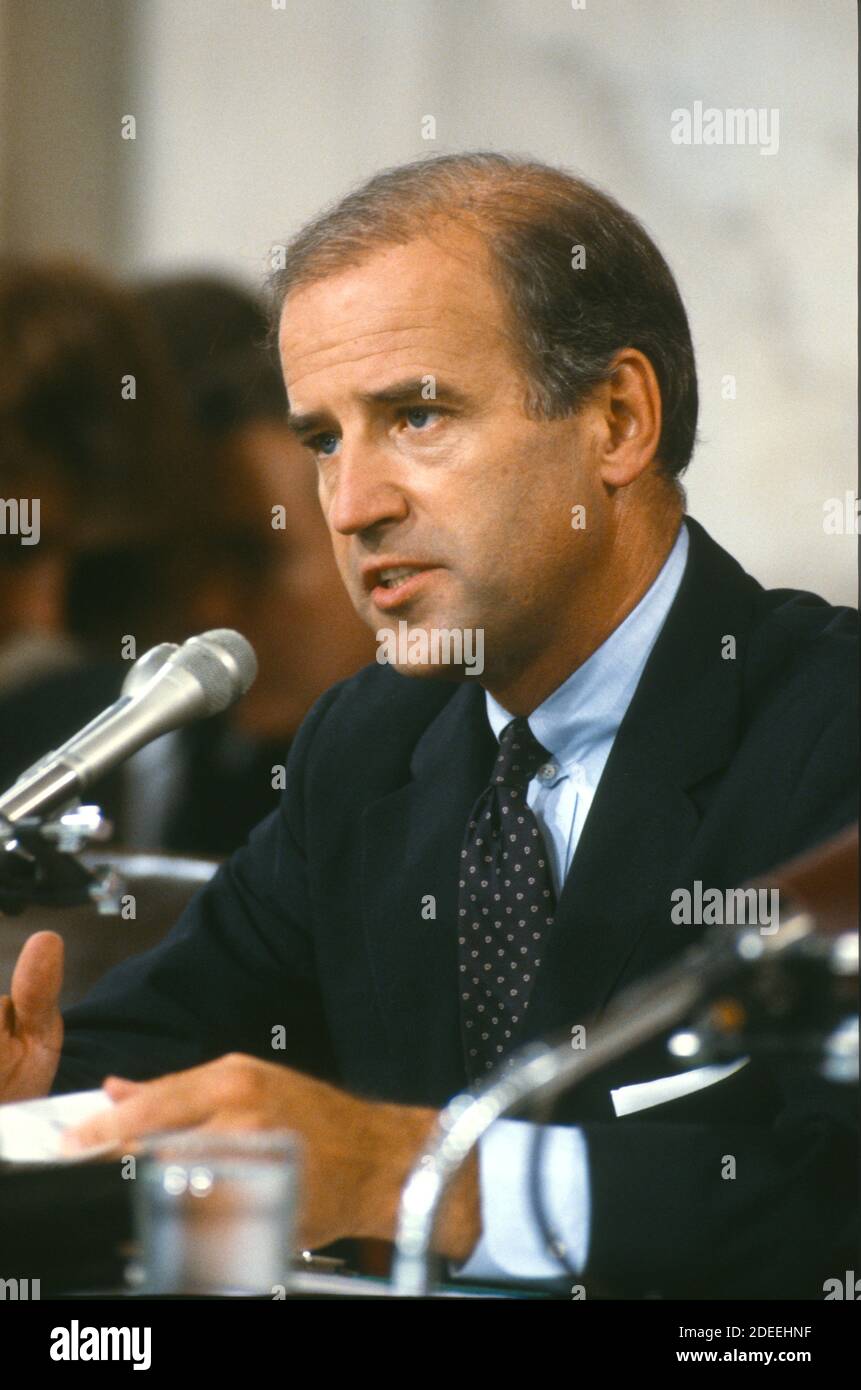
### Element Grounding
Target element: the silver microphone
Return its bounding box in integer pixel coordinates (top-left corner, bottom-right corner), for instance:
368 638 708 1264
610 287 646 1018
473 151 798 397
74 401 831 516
10 643 181 790
121 641 180 697
0 629 257 826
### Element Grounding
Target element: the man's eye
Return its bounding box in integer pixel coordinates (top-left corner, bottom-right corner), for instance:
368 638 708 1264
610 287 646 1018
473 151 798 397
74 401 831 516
307 432 339 457
403 406 440 430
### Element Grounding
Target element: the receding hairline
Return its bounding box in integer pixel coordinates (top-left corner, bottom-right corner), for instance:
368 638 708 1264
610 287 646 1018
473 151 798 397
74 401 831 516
270 155 620 303
278 216 493 309
275 216 524 367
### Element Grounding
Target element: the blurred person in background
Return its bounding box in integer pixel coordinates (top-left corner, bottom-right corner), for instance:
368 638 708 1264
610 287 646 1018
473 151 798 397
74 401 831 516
0 258 201 796
138 275 375 744
133 275 376 853
1 263 374 857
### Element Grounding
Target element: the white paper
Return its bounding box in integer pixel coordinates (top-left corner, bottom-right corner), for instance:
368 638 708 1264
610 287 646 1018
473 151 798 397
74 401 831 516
611 1057 749 1117
0 1088 114 1163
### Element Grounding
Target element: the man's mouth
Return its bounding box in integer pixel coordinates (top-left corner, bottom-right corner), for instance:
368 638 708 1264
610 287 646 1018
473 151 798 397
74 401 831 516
362 561 443 610
378 565 423 589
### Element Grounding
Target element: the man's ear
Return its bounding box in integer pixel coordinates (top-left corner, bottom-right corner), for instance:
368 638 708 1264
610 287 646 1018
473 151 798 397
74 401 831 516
595 349 662 488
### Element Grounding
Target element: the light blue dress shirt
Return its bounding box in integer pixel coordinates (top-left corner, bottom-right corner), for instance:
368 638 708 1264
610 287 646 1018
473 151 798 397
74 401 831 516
452 521 690 1287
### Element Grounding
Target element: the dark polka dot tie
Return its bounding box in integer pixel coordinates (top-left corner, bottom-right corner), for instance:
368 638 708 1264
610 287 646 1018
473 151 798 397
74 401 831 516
457 716 558 1081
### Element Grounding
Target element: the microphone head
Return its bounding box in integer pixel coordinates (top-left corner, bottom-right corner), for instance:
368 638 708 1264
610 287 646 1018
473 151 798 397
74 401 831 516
171 630 258 716
198 629 258 697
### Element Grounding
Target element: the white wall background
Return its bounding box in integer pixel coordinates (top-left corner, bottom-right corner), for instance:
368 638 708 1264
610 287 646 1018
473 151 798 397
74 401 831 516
2 0 857 602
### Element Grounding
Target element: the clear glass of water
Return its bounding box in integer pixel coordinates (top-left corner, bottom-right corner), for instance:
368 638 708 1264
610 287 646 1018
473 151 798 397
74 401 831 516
133 1130 301 1295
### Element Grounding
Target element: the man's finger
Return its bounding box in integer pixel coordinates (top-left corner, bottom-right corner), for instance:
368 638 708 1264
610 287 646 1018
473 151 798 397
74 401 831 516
62 1062 223 1151
102 1076 141 1100
10 933 64 1035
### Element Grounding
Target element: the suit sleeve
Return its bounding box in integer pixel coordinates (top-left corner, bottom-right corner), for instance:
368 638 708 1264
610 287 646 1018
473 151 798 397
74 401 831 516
51 688 342 1095
579 1076 857 1298
444 1065 856 1298
572 704 858 1301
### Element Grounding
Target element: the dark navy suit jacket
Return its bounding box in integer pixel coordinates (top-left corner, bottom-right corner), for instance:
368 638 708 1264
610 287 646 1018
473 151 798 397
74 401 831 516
53 518 859 1297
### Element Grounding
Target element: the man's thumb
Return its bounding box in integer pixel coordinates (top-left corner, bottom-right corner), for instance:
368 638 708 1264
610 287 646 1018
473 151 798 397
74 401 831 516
10 931 64 1035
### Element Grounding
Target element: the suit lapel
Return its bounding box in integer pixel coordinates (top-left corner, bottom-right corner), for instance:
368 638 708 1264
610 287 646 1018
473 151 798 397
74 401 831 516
522 519 759 1047
360 680 497 1104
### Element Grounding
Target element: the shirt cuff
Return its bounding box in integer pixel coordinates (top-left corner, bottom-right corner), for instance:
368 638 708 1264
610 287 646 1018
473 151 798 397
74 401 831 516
448 1118 590 1286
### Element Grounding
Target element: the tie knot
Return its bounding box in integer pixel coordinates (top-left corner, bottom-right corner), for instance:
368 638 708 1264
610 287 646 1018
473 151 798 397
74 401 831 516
492 717 554 792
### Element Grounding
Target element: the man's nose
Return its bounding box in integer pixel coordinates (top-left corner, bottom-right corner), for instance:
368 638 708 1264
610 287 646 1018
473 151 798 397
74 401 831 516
325 435 408 537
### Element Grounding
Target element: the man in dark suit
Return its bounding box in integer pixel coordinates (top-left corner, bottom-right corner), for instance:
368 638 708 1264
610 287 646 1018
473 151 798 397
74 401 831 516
1 153 856 1296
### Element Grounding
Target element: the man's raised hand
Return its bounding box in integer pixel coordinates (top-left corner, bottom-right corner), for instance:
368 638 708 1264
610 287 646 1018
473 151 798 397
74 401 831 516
0 930 64 1102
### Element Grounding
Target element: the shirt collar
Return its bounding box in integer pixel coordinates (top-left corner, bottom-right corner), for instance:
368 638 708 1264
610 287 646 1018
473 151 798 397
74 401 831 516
485 521 690 776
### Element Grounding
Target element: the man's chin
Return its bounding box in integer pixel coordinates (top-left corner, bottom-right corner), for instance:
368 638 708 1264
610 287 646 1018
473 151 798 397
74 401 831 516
387 659 476 684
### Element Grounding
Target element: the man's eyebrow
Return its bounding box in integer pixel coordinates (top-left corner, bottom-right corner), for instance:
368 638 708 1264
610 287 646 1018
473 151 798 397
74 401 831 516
285 378 470 436
358 377 470 408
285 407 329 438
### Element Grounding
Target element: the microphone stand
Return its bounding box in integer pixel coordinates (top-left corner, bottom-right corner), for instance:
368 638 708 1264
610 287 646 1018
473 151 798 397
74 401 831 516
390 909 848 1296
0 804 124 916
